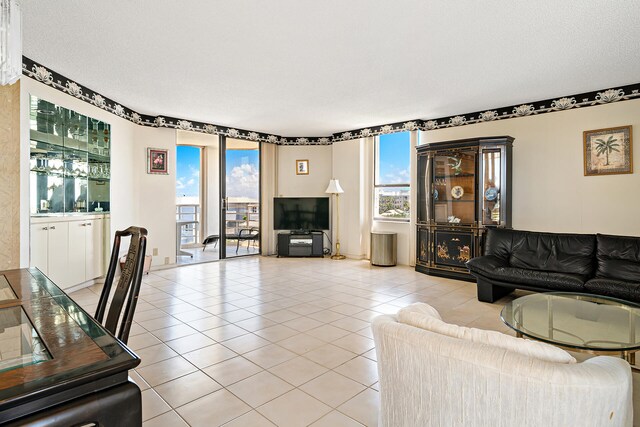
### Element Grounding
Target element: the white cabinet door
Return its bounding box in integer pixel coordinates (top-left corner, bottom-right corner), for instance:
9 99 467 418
68 220 87 288
30 224 49 274
47 222 69 288
85 218 104 280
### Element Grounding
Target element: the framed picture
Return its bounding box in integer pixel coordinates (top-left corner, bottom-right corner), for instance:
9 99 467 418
296 159 309 175
147 148 169 174
583 125 633 176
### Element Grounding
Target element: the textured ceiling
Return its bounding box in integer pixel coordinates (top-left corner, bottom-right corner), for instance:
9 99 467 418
22 1 640 136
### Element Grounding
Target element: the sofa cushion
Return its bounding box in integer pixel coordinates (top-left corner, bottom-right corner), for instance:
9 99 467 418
585 278 640 304
507 231 596 276
596 234 640 282
467 259 586 292
483 228 516 260
398 303 576 364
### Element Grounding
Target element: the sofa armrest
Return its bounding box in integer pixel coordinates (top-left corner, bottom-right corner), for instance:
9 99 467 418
466 255 509 277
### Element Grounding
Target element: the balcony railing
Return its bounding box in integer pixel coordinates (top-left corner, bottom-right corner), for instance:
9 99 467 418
177 204 200 246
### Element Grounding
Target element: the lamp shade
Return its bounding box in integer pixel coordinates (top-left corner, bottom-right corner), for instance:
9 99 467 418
325 179 344 194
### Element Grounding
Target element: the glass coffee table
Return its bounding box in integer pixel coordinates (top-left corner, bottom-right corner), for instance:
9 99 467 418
501 292 640 364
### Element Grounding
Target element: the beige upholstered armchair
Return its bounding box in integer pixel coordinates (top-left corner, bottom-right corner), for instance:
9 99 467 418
372 303 632 427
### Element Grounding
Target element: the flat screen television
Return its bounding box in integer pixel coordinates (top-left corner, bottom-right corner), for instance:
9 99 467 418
273 197 330 231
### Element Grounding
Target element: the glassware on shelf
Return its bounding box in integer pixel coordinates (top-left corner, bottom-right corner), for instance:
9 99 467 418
29 95 111 215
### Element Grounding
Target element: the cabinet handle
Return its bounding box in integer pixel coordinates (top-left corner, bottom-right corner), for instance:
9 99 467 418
50 226 56 230
86 222 92 226
42 227 48 230
81 223 86 227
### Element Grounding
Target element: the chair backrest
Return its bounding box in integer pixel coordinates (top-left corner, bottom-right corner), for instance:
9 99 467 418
238 227 259 239
95 226 148 344
372 312 633 427
248 227 259 239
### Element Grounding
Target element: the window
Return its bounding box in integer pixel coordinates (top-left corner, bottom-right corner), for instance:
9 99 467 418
374 132 410 220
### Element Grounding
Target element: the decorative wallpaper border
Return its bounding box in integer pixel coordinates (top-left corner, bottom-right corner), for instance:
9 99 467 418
22 56 640 145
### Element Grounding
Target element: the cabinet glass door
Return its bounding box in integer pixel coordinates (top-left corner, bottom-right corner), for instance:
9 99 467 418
432 149 476 224
88 119 111 212
481 149 502 226
29 96 111 215
63 110 89 213
417 154 430 223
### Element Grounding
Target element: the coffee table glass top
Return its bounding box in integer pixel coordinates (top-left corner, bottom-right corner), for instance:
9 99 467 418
501 292 640 352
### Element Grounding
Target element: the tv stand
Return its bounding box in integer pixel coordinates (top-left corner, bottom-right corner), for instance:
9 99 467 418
277 231 323 257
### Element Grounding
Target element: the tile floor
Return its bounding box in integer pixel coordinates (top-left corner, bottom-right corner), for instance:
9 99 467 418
69 256 631 427
176 242 259 265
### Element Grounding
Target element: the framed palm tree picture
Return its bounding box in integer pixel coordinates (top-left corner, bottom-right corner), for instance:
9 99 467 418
583 125 632 176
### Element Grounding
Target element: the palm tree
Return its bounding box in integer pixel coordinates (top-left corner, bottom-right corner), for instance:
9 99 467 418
594 135 620 166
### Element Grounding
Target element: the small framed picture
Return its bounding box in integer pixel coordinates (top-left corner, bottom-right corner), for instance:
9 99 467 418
583 125 633 176
296 159 309 175
147 148 169 174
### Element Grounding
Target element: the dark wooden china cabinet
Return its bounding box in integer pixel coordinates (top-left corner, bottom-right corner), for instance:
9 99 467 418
416 136 513 280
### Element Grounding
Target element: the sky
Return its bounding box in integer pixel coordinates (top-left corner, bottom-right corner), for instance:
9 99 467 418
176 146 259 201
378 131 410 186
176 145 200 198
225 149 259 200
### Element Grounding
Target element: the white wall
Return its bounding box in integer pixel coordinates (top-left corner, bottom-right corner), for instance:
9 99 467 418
331 139 367 259
20 78 178 268
20 78 640 270
134 126 177 265
276 145 332 196
272 137 416 264
270 99 640 265
420 99 640 236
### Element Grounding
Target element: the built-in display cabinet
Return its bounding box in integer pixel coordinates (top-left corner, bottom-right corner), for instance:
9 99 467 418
29 96 111 215
29 96 112 290
416 136 513 281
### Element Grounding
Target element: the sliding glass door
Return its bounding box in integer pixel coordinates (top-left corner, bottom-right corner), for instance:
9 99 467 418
220 136 260 258
176 145 202 259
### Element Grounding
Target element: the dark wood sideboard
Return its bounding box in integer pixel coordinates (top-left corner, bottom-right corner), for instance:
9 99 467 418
0 268 141 426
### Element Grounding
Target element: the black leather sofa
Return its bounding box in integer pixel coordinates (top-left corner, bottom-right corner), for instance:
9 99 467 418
466 228 640 303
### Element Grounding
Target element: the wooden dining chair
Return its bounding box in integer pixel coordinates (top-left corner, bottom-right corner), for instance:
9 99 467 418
95 226 148 345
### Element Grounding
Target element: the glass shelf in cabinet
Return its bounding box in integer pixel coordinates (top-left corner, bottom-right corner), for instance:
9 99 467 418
63 135 89 152
30 169 65 177
29 129 64 148
434 221 475 226
88 152 110 163
433 173 475 179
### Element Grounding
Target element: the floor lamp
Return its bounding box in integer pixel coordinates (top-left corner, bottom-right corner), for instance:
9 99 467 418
325 179 345 260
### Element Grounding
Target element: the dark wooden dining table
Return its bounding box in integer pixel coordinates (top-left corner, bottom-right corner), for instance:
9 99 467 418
0 268 141 426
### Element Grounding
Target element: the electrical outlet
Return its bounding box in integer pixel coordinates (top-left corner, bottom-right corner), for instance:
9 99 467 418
153 248 158 256
164 257 170 264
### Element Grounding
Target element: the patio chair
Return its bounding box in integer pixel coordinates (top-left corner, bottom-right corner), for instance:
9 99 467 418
202 234 219 251
236 227 259 253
